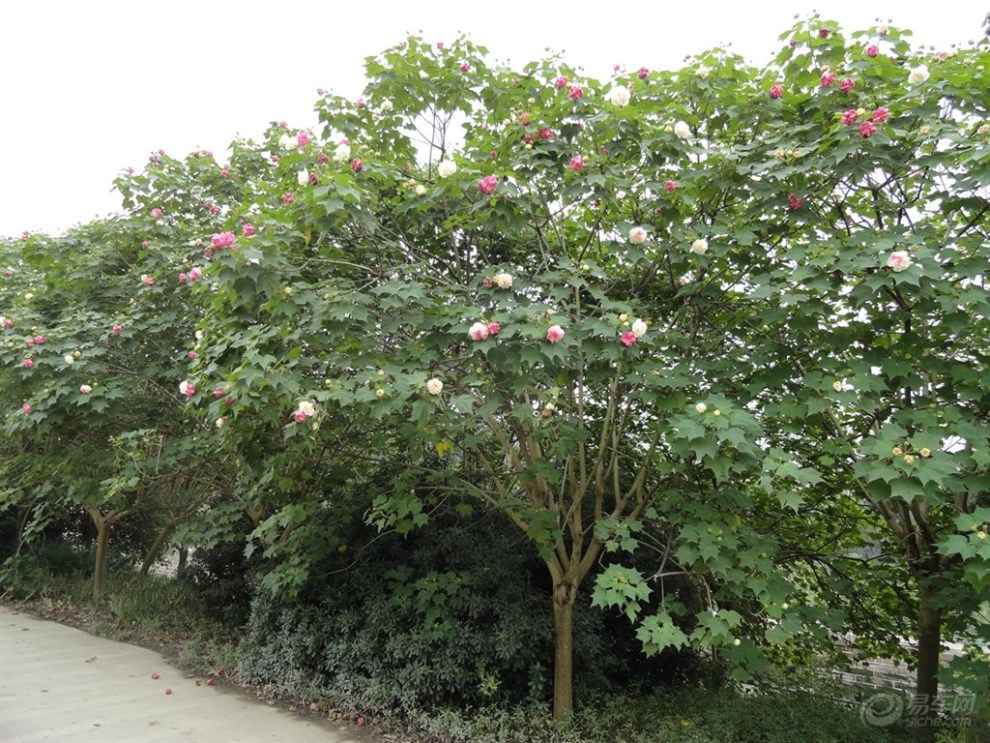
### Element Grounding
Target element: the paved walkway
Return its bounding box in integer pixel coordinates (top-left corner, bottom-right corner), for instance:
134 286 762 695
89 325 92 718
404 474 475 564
0 606 379 743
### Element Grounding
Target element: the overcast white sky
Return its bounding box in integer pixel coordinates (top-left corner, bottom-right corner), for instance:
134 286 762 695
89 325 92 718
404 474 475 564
0 1 984 238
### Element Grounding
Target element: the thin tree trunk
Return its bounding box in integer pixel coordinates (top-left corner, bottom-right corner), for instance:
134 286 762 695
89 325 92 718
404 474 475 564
139 521 177 577
177 546 189 577
92 517 110 599
552 579 577 721
14 500 35 556
914 582 942 739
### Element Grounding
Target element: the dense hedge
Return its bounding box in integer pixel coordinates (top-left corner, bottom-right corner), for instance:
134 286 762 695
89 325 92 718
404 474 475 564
236 506 706 712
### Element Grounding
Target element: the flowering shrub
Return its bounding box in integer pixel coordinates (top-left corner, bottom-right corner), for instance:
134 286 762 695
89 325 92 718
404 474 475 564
2 16 988 729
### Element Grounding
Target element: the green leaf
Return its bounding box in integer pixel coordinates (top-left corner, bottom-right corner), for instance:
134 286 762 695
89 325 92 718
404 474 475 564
636 612 689 655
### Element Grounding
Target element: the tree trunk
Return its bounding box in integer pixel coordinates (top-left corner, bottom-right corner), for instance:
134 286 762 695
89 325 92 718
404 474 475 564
92 517 110 599
914 582 942 739
14 501 35 556
177 546 189 577
552 580 577 721
139 520 177 577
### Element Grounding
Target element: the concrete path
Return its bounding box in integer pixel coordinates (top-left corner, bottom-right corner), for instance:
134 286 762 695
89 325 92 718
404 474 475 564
0 606 380 743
